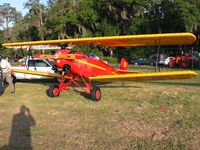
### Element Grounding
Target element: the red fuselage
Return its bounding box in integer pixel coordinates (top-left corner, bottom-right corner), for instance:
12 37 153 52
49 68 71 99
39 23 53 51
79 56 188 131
54 49 119 78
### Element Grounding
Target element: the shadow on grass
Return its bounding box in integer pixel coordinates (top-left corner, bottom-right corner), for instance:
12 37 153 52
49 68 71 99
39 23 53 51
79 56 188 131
1 105 36 150
18 78 57 85
100 85 142 89
78 91 92 100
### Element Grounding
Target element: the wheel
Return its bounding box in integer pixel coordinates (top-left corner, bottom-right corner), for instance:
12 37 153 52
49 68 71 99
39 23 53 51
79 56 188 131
180 60 189 68
46 84 60 97
168 59 175 68
91 86 101 101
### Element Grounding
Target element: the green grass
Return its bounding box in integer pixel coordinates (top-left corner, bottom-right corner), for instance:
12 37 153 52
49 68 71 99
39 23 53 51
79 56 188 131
1 66 200 149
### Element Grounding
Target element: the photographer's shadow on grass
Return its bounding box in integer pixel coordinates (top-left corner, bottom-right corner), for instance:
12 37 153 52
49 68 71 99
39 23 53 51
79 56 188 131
1 105 36 150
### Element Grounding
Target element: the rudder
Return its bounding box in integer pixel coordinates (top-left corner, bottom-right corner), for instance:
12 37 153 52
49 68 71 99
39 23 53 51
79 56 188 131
120 57 128 70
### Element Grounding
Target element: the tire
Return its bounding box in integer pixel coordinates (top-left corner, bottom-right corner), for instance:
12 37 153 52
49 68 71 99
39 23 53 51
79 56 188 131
91 86 101 101
168 59 175 68
46 84 60 98
181 60 189 68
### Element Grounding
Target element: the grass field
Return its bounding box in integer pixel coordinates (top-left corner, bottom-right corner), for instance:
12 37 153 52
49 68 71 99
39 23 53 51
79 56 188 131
0 66 200 149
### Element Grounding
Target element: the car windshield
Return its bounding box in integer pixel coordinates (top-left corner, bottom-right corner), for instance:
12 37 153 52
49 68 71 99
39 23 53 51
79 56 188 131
45 59 54 66
88 53 100 60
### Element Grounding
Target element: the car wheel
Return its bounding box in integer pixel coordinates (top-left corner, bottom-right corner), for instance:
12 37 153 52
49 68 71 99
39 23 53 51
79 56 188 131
168 59 175 68
181 60 189 68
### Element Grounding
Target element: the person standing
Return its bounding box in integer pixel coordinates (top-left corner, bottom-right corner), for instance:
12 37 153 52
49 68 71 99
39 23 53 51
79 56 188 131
0 55 15 93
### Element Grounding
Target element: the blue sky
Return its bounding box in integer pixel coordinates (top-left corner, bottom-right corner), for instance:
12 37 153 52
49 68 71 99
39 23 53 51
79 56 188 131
0 0 47 16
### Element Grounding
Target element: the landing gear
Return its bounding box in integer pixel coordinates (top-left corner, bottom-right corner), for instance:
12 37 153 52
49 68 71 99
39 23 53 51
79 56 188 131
46 75 102 101
46 84 60 97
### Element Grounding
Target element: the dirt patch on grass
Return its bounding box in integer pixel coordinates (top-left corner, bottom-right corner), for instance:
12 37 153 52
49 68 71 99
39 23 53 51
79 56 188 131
135 101 154 112
0 131 10 139
192 128 200 149
111 120 167 141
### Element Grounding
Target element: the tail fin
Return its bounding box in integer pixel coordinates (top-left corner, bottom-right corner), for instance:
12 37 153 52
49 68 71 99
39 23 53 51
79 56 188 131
120 57 128 70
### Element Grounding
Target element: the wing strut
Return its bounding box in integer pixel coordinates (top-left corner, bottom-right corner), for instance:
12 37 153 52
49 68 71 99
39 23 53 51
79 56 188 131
155 41 161 72
46 74 102 101
191 46 194 70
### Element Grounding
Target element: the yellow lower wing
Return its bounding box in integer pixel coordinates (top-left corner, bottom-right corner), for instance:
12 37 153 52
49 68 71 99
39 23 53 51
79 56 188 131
12 69 197 82
12 69 71 79
89 71 197 82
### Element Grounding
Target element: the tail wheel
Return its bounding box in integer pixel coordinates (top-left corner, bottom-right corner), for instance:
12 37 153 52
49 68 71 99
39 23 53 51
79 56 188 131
46 84 60 98
168 59 175 68
91 86 101 101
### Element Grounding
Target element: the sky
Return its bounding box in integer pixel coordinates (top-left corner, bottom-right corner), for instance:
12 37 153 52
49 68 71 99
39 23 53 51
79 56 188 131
0 0 47 16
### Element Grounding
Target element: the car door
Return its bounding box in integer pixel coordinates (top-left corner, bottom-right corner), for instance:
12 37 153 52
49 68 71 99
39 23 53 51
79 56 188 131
25 59 53 79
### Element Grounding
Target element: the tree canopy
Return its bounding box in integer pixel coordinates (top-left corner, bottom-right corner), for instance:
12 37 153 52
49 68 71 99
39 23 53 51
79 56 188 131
1 0 200 58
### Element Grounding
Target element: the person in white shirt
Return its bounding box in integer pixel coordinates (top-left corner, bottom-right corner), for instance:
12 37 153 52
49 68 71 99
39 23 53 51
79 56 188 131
0 55 15 93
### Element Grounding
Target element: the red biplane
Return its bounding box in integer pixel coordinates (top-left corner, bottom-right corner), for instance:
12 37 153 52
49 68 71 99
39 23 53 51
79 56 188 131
1 33 198 101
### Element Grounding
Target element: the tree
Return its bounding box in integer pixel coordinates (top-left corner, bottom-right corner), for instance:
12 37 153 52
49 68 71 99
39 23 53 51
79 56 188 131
2 0 200 58
0 3 22 41
46 0 78 39
24 0 46 40
93 0 146 35
143 0 200 33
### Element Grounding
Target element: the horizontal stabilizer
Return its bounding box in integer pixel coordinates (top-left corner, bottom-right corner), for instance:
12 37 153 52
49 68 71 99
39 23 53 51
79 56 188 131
89 71 197 82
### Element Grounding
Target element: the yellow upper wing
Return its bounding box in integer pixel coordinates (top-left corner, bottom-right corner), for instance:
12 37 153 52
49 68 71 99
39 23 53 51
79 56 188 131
89 71 197 82
3 33 196 47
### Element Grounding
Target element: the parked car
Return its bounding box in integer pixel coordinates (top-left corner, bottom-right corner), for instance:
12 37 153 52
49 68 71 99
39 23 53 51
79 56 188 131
130 58 155 66
159 57 170 66
12 57 55 80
